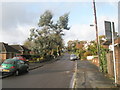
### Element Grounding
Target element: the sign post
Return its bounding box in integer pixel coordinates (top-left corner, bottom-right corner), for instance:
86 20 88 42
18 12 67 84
111 22 117 86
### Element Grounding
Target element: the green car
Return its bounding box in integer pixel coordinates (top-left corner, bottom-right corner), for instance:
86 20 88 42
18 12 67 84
0 59 29 76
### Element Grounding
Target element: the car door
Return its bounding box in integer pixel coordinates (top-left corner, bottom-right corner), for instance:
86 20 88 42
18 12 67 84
17 60 26 71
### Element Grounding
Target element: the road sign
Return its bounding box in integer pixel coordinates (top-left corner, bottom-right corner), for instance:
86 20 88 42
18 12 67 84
104 21 112 42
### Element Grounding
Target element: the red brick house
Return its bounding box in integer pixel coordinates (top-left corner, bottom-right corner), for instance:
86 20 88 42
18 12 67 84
0 42 20 62
76 42 84 49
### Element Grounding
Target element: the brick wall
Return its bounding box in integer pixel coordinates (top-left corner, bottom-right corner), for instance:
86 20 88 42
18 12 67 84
0 53 7 62
106 52 114 77
90 57 99 67
115 45 120 84
6 53 16 59
101 38 120 84
0 53 15 62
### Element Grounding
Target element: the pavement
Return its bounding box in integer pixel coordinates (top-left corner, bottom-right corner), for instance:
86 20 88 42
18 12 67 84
28 56 62 70
74 60 120 89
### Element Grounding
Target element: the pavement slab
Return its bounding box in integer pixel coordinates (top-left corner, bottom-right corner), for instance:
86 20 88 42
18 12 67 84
75 60 119 89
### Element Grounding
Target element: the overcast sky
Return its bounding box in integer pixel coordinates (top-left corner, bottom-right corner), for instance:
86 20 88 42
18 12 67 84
0 0 118 45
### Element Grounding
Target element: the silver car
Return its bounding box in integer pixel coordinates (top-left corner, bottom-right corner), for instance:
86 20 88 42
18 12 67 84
70 54 78 61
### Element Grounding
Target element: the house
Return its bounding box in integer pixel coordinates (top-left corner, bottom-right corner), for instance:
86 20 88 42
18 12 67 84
76 41 86 49
0 42 20 62
10 45 30 55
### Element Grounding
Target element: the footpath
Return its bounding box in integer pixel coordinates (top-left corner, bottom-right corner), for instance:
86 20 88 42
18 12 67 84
28 56 62 70
75 60 120 89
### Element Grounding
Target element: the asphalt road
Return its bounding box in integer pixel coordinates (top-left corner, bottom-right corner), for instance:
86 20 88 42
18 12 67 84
2 53 76 88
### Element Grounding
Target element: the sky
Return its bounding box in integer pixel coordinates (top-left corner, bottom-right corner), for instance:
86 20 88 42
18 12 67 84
0 0 118 46
118 2 120 35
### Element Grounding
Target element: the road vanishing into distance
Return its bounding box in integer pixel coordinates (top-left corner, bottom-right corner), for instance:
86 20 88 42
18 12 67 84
2 53 76 88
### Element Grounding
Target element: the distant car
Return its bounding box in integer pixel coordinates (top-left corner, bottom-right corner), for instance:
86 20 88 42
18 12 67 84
0 59 29 76
70 54 78 61
13 56 29 65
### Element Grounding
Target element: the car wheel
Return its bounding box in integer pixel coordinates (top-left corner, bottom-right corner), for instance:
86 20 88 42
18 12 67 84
26 68 29 72
15 70 19 76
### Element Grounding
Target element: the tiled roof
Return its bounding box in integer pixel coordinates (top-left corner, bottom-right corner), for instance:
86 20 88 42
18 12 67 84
21 46 30 51
10 45 23 51
0 42 6 52
10 45 30 51
0 42 20 53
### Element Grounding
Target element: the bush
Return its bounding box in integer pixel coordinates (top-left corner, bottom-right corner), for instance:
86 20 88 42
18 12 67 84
84 51 92 57
53 51 58 58
99 48 108 73
44 55 54 61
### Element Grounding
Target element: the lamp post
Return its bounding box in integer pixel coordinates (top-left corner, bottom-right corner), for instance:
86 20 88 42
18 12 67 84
92 0 100 66
111 22 117 86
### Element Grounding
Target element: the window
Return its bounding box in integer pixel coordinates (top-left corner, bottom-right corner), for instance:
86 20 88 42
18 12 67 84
3 60 14 64
19 60 24 64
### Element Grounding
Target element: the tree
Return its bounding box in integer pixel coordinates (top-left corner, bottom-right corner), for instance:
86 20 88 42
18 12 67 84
99 35 106 44
28 10 70 58
24 40 32 49
38 10 53 27
87 41 97 55
84 51 92 57
57 13 70 30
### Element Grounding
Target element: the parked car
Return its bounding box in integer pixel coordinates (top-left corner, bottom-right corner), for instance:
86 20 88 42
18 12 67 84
13 56 29 65
0 59 29 76
70 54 78 61
13 56 25 60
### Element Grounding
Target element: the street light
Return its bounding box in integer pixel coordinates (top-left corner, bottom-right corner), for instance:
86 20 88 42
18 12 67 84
90 24 94 27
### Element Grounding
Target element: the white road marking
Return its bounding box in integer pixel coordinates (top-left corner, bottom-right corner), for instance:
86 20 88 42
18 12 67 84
69 61 77 88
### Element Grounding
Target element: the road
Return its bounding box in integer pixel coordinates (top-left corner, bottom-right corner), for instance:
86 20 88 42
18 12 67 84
2 53 76 88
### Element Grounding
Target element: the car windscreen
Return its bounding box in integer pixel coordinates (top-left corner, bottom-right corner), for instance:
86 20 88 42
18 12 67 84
3 60 14 64
13 57 20 59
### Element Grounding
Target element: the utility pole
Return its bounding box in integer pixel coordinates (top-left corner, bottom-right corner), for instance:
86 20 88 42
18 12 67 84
93 0 100 66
